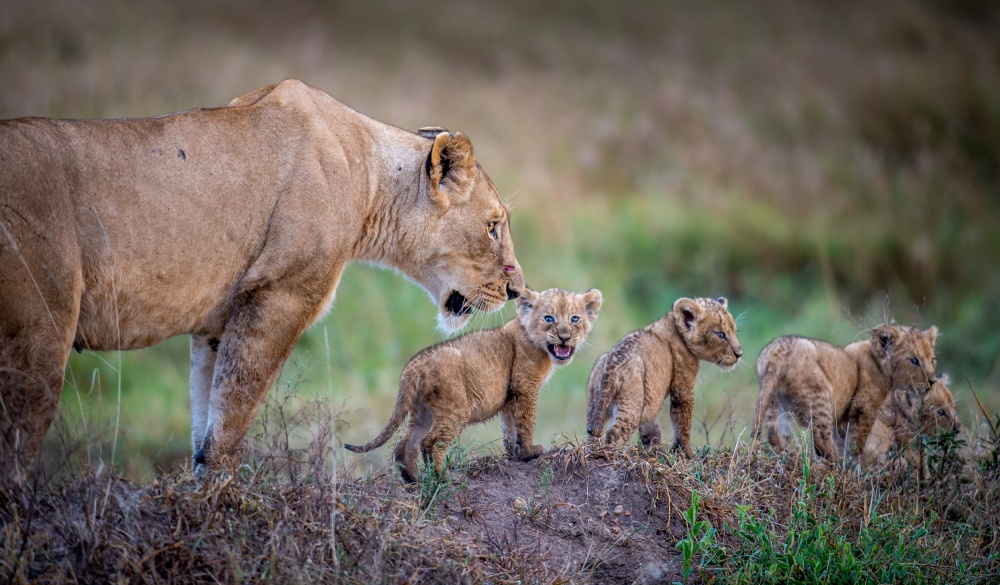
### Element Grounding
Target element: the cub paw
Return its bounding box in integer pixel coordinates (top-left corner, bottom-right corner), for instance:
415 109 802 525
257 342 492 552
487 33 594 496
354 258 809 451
517 444 544 461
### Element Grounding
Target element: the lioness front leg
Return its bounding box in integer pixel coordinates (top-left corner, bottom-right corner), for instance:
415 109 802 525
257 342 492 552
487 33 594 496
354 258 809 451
197 289 313 467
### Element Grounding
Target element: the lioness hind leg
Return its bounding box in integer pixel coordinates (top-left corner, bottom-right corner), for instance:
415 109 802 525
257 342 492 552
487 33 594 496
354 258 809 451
0 252 80 481
0 340 69 481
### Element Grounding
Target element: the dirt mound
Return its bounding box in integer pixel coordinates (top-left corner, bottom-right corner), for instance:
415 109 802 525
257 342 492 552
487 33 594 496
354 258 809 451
0 446 702 584
437 449 692 584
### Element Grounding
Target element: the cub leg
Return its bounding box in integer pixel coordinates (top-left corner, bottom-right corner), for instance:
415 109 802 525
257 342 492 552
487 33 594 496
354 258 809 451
198 289 313 467
765 402 789 451
503 390 543 461
603 369 644 446
786 384 839 461
638 382 670 449
666 382 697 458
638 420 662 449
189 334 218 455
396 404 431 484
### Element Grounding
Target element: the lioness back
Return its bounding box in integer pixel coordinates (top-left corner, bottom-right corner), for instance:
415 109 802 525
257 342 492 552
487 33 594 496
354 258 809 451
587 297 742 457
754 324 939 461
346 287 602 483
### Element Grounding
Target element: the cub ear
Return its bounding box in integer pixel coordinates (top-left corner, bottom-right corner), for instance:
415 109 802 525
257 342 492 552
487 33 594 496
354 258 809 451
582 288 603 322
923 325 938 346
516 288 539 317
673 297 702 332
871 324 899 356
715 296 728 310
426 131 476 209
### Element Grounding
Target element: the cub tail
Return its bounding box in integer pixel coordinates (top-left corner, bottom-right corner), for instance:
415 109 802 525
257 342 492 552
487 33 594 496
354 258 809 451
344 369 419 453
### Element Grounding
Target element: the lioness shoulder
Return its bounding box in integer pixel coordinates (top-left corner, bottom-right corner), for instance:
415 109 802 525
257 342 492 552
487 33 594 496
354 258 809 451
345 287 602 482
586 297 742 457
753 324 939 461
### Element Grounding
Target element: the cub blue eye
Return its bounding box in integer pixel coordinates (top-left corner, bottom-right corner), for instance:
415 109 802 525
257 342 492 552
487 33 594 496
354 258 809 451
909 357 920 366
544 316 555 323
571 316 580 324
715 331 726 340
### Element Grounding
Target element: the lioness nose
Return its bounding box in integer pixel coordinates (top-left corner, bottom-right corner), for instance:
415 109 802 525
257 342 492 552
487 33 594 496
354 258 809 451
506 283 519 300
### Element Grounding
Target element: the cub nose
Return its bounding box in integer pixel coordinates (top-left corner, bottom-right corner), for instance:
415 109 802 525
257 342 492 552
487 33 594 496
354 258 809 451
734 346 743 359
506 283 519 300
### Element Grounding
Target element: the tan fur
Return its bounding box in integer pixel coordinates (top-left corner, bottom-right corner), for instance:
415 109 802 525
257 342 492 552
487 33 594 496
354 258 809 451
864 373 961 466
345 287 602 483
0 80 527 479
753 324 939 461
586 297 742 457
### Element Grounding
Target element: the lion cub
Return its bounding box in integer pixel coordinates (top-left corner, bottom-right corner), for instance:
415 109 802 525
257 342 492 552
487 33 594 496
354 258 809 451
863 373 961 466
753 324 939 461
345 287 602 482
586 297 742 457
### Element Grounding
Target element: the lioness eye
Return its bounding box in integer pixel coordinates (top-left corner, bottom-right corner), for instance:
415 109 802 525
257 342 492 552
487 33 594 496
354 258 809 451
544 315 555 323
715 331 726 340
571 316 580 324
909 357 920 366
488 221 498 238
938 409 947 417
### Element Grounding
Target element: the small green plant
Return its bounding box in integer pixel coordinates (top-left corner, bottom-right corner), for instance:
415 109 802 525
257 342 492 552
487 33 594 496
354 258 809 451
706 468 974 583
537 460 553 495
418 441 467 515
674 490 715 584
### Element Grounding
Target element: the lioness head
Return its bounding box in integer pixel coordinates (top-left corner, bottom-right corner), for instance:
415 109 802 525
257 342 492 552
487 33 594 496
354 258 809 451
414 130 525 331
871 324 938 396
672 297 743 370
516 287 603 364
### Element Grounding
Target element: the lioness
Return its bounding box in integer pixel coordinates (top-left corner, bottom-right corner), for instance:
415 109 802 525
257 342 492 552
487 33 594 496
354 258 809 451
863 373 961 466
0 80 525 478
586 297 743 457
753 324 939 461
345 287 602 482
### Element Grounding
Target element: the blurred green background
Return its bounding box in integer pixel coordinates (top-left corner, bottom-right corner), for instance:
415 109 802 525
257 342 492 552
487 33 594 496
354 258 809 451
4 0 998 481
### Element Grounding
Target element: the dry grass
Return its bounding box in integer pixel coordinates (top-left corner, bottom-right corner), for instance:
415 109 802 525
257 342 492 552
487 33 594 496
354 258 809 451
4 380 998 584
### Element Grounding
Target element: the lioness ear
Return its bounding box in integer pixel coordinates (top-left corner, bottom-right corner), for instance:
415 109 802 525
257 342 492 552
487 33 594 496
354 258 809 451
582 288 603 322
871 324 899 356
673 298 702 332
924 325 938 346
426 131 476 209
516 288 538 317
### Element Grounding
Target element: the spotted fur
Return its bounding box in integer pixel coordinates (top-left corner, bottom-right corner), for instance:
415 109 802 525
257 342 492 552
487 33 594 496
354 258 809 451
586 297 742 457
